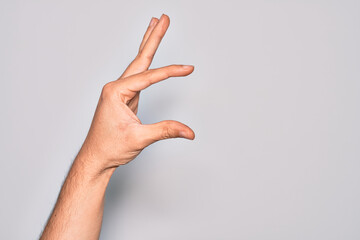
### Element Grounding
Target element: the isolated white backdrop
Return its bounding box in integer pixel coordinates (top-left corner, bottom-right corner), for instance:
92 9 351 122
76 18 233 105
1 0 360 239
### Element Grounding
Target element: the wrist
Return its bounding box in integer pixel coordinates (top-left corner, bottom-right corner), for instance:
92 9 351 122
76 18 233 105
72 147 115 184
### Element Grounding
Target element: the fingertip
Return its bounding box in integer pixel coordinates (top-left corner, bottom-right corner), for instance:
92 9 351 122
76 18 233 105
181 65 195 76
149 17 155 27
161 13 170 22
189 129 196 140
183 65 195 73
159 14 170 28
150 17 159 27
179 128 195 140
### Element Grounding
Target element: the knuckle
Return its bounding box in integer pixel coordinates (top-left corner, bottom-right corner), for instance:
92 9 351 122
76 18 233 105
144 70 154 84
145 69 154 77
162 68 170 78
165 65 177 77
154 33 163 42
135 53 142 62
101 82 117 100
162 122 173 139
170 64 178 69
139 51 153 62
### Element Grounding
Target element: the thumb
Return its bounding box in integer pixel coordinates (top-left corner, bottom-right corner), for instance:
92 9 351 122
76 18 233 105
140 120 195 147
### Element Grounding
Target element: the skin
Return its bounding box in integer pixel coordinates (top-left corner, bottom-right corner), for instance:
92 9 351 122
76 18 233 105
40 14 195 240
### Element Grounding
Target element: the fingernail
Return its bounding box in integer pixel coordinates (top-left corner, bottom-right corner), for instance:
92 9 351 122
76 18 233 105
149 17 156 27
182 65 194 70
160 13 166 21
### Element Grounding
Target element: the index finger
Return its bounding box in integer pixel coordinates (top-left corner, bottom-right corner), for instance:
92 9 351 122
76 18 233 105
115 65 194 99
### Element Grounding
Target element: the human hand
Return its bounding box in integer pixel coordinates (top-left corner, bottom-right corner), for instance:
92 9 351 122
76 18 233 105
77 14 195 174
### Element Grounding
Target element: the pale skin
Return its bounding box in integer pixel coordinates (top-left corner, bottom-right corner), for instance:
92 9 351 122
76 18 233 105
40 14 195 240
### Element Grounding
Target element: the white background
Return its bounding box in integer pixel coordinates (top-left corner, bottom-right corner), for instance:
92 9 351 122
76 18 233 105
1 0 360 239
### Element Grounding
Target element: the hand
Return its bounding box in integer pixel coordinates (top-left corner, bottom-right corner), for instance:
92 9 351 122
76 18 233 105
40 14 194 240
78 14 195 174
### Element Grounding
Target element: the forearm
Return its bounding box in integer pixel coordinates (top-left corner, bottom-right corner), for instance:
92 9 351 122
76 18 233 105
40 151 115 240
